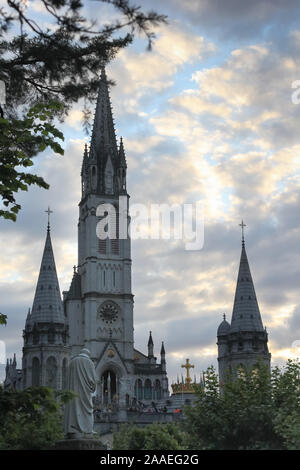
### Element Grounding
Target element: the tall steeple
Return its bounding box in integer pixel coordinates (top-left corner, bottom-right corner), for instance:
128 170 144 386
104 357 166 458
28 223 64 324
90 66 118 159
81 67 126 198
217 222 271 384
230 235 264 333
22 213 70 390
66 65 169 414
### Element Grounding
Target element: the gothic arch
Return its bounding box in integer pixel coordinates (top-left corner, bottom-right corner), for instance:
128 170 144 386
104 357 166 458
62 358 68 390
134 379 143 400
144 379 152 400
45 356 57 388
23 358 27 388
32 357 40 387
154 379 162 400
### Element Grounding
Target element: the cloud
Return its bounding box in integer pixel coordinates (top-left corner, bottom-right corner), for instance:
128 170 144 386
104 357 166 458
3 2 300 385
107 23 215 116
155 0 300 42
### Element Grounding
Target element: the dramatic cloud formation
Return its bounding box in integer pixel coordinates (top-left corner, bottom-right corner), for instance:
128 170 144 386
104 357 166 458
1 0 300 385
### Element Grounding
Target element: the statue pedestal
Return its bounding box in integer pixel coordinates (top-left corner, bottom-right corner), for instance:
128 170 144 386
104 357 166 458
55 438 106 450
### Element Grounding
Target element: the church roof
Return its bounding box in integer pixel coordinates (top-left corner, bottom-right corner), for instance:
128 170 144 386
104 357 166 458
66 268 82 300
89 67 118 160
230 240 264 333
217 316 231 336
29 226 65 324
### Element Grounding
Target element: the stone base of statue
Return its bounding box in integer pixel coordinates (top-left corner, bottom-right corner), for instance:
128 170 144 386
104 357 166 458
55 435 106 450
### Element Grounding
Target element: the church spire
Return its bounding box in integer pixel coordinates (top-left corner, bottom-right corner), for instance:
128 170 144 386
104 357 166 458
89 66 118 161
230 224 264 333
29 220 65 325
81 66 127 197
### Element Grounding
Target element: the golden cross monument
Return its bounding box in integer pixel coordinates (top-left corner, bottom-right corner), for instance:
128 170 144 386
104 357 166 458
181 358 194 384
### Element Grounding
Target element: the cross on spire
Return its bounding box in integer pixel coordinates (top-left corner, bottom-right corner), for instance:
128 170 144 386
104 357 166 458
239 220 246 245
45 207 53 231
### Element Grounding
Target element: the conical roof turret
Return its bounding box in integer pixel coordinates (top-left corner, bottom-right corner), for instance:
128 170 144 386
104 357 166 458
29 225 65 324
230 232 264 333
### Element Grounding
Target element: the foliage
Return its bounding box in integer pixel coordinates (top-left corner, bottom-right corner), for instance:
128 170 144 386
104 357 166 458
183 360 300 450
113 422 187 450
0 312 7 324
0 0 167 220
0 0 167 112
0 385 75 450
0 100 64 220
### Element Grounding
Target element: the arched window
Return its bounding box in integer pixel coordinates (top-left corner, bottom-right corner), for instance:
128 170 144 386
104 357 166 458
101 370 117 405
110 206 119 255
48 327 55 344
62 358 68 390
135 379 143 400
32 357 40 387
33 326 39 345
144 379 152 400
154 379 162 400
46 356 57 388
23 358 27 388
91 166 97 190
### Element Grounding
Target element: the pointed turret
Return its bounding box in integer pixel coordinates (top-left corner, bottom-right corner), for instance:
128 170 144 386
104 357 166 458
22 216 70 391
116 137 127 193
160 341 166 372
81 67 125 197
148 331 154 358
217 222 271 386
230 238 264 333
29 226 64 324
90 67 118 158
66 266 82 301
118 137 127 168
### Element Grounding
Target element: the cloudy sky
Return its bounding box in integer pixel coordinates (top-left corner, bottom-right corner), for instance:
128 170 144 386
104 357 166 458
1 0 300 385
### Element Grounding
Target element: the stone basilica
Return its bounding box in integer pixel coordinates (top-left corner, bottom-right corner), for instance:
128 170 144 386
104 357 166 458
4 69 271 424
5 69 168 417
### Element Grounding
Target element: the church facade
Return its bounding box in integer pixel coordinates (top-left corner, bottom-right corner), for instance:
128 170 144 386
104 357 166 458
4 70 272 414
5 69 169 416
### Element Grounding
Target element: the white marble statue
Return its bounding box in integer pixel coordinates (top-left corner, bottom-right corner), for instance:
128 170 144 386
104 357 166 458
64 348 97 439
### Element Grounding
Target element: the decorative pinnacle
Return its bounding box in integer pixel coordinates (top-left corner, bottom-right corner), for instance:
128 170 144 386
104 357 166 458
223 313 226 321
45 207 53 231
148 330 153 346
100 65 107 81
239 220 246 245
